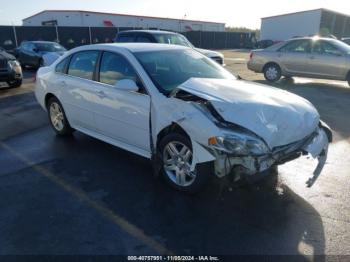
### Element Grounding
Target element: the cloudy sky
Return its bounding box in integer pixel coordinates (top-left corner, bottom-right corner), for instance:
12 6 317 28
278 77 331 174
0 0 348 29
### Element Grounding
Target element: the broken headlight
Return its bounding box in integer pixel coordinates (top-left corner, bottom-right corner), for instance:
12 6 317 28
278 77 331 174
208 133 270 156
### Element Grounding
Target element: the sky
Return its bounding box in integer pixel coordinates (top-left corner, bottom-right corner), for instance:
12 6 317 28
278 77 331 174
0 0 349 29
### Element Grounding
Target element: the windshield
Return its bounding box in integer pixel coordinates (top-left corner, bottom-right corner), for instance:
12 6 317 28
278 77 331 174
135 49 234 95
153 34 194 48
35 43 66 52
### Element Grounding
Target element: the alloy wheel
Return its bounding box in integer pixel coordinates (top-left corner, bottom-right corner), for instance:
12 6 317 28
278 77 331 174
49 102 65 131
163 141 196 187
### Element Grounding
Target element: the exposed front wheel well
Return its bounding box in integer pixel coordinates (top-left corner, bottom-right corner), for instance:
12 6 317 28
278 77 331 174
45 93 56 108
156 123 191 150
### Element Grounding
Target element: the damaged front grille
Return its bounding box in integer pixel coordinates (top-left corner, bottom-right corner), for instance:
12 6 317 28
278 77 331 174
271 131 318 164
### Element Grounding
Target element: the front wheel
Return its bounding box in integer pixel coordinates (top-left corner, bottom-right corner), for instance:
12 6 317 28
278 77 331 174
159 133 212 194
263 63 281 82
47 97 74 136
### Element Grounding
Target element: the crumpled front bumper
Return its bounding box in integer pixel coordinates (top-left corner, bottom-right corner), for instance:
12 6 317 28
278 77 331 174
212 126 330 187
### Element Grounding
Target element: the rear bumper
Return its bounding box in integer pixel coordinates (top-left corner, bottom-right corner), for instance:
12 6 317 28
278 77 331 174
247 60 263 73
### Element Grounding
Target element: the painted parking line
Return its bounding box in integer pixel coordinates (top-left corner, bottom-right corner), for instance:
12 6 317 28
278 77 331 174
0 141 173 255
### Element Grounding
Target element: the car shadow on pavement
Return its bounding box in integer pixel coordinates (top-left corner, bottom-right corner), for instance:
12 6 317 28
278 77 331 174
253 78 350 141
46 133 325 258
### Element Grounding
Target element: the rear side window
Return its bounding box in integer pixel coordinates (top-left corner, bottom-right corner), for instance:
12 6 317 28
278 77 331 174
117 35 135 43
99 52 138 85
55 57 70 74
68 51 99 80
279 40 311 53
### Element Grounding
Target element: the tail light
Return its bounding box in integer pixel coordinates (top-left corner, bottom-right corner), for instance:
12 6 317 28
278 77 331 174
249 52 254 60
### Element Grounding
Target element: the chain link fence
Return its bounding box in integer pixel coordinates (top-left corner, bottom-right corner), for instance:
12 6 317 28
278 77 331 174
0 26 255 51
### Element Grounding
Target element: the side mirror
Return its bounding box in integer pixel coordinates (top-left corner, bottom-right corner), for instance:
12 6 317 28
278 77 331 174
115 79 139 92
33 48 39 53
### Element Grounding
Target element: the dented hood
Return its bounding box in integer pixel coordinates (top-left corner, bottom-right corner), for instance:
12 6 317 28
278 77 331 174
177 78 320 148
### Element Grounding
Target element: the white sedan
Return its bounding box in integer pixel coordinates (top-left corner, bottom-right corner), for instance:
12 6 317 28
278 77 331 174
35 43 332 193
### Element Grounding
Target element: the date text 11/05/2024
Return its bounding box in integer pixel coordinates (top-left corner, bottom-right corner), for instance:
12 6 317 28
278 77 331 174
127 256 219 261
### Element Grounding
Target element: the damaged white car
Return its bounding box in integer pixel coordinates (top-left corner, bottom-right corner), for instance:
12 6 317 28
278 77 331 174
35 43 332 193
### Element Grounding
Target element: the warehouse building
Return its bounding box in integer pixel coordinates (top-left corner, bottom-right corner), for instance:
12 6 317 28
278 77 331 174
260 8 350 41
22 10 225 32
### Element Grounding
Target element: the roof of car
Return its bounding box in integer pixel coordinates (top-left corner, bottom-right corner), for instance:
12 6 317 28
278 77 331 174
22 41 58 44
75 43 188 53
118 30 178 35
287 36 339 42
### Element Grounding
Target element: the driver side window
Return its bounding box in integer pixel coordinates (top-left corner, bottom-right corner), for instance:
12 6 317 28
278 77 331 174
98 52 145 92
313 41 342 56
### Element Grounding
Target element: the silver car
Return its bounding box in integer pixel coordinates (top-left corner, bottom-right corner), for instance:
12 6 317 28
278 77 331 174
247 37 350 86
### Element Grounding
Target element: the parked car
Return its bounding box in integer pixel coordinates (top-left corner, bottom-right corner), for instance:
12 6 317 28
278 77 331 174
341 37 350 45
248 37 350 85
115 30 225 65
0 47 22 88
15 41 67 68
35 43 331 193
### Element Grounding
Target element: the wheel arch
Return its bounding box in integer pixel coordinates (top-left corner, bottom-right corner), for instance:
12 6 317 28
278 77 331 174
44 93 57 109
156 122 191 150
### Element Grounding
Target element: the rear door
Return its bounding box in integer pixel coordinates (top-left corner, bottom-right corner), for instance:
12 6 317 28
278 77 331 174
308 40 347 79
278 39 311 75
59 50 100 131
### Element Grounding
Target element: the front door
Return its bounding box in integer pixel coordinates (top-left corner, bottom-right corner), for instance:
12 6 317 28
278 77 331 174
308 40 347 79
92 51 151 154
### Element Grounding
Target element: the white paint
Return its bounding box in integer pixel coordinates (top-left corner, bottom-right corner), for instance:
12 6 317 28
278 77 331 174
35 43 329 181
177 78 320 148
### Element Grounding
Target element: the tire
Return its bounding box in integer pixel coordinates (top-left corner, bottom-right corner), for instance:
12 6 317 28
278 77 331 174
47 97 74 136
158 133 212 194
263 63 281 82
7 79 22 88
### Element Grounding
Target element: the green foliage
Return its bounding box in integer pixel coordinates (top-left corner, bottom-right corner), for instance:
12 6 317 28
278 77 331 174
226 27 260 38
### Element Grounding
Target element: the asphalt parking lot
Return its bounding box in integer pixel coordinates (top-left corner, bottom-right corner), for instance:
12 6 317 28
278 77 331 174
0 50 349 258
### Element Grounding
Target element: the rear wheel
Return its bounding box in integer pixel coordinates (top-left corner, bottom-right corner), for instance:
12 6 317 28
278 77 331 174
7 79 22 88
263 63 281 82
47 97 74 136
159 133 212 194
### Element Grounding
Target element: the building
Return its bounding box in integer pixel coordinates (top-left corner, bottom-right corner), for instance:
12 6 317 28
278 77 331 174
22 10 225 32
260 8 350 41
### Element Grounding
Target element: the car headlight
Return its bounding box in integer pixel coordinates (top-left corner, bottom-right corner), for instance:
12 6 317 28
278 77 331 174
8 60 20 68
208 133 270 156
